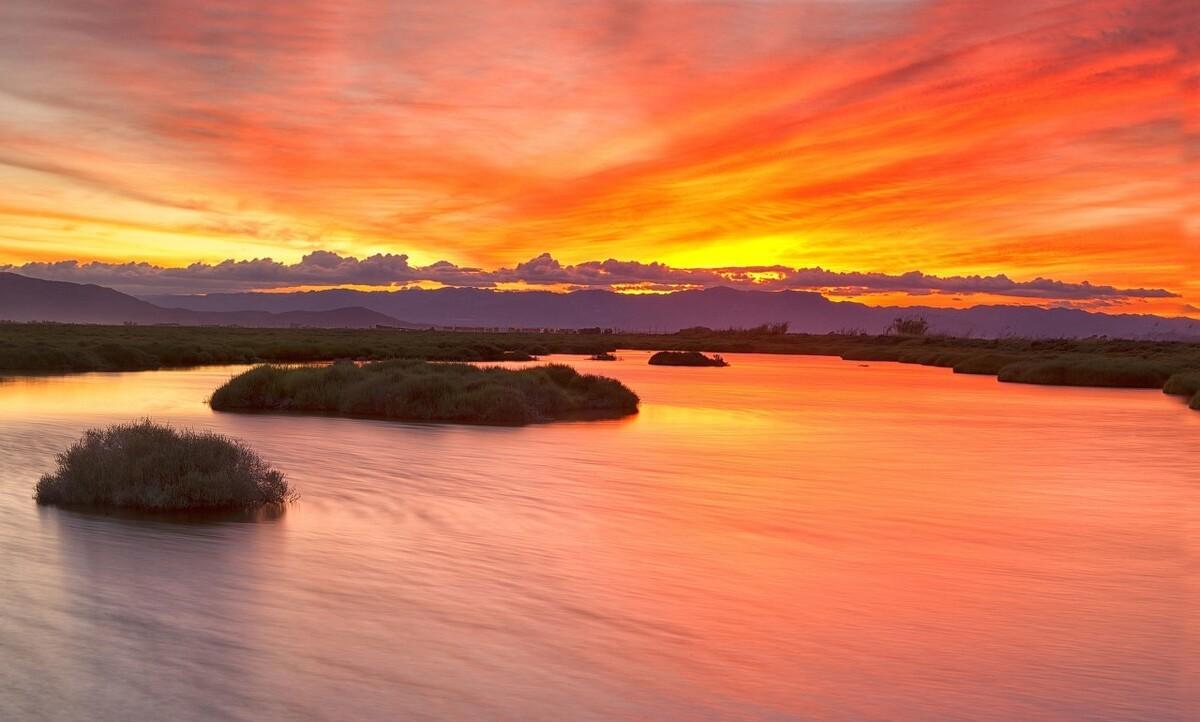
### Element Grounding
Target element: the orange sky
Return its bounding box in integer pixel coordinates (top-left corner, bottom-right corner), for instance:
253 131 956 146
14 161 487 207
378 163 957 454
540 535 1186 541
0 0 1194 312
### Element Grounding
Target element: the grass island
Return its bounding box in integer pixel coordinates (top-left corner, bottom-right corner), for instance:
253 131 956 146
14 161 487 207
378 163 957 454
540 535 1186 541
648 351 729 367
210 360 640 426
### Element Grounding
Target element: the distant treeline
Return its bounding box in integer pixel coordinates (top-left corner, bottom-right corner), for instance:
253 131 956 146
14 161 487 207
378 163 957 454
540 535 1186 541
0 324 617 372
1 323 1198 410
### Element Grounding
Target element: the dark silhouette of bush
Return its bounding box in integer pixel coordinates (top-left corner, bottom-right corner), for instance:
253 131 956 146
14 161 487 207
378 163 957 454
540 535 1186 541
889 316 930 336
590 352 617 361
648 351 728 367
742 322 789 335
35 421 294 511
210 360 639 426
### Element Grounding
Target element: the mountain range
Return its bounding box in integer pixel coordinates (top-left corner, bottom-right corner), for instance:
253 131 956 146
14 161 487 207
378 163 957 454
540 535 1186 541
146 285 1200 339
3 271 1199 339
0 272 412 328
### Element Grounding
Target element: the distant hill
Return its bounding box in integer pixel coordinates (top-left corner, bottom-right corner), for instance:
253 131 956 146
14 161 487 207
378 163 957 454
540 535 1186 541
5 272 1198 338
0 272 175 324
0 272 415 328
144 285 1200 340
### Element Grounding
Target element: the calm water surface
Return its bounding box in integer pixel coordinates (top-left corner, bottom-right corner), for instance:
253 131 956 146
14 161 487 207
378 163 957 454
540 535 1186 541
0 352 1196 721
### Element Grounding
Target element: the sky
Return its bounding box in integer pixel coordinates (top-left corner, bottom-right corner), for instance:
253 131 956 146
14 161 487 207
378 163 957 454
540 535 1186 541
0 0 1194 311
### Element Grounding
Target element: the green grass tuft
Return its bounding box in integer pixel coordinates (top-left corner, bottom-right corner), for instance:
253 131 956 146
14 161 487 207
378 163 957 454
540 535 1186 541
35 420 294 511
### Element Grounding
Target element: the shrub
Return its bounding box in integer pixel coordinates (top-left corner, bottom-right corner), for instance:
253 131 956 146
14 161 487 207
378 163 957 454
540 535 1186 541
889 316 929 336
35 421 294 511
210 360 639 426
1163 371 1200 397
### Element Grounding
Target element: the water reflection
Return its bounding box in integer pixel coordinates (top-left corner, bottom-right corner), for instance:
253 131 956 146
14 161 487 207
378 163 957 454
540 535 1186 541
41 508 281 720
0 355 1196 721
41 502 290 526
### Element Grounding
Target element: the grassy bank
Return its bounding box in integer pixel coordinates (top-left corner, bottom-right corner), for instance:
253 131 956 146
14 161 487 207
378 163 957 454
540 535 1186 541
210 360 640 425
2 323 1199 409
995 357 1174 388
35 421 294 511
1163 371 1200 410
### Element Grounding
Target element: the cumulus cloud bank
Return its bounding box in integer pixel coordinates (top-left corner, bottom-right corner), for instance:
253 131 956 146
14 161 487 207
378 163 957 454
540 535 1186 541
2 252 1178 303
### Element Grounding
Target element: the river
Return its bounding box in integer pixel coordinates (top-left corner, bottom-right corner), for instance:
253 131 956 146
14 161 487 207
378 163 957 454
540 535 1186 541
0 352 1195 721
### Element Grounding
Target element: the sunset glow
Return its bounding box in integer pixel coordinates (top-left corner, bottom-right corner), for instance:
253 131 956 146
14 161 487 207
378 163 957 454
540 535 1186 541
0 0 1193 312
3 4 1199 715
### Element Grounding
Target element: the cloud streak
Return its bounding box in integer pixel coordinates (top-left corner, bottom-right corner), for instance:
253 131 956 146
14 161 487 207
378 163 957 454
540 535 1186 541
3 252 1178 303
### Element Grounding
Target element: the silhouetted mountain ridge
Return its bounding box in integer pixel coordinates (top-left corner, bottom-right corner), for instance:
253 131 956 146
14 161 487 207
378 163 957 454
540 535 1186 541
3 271 1197 338
0 272 414 328
145 284 1200 339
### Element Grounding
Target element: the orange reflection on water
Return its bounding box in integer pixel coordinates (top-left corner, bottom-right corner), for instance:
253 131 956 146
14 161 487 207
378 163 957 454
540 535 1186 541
0 366 248 419
0 353 1195 720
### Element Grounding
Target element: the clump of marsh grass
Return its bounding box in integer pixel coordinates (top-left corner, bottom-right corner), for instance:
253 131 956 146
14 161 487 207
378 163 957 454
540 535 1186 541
210 359 639 426
647 351 728 367
1163 371 1200 397
35 420 294 511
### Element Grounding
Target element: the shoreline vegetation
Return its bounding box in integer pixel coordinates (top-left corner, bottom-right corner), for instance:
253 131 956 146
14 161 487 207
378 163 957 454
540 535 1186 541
648 351 729 367
35 421 294 511
210 360 640 426
0 322 1198 410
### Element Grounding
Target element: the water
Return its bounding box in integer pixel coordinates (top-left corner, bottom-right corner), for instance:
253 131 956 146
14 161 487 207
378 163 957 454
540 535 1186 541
0 352 1196 721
